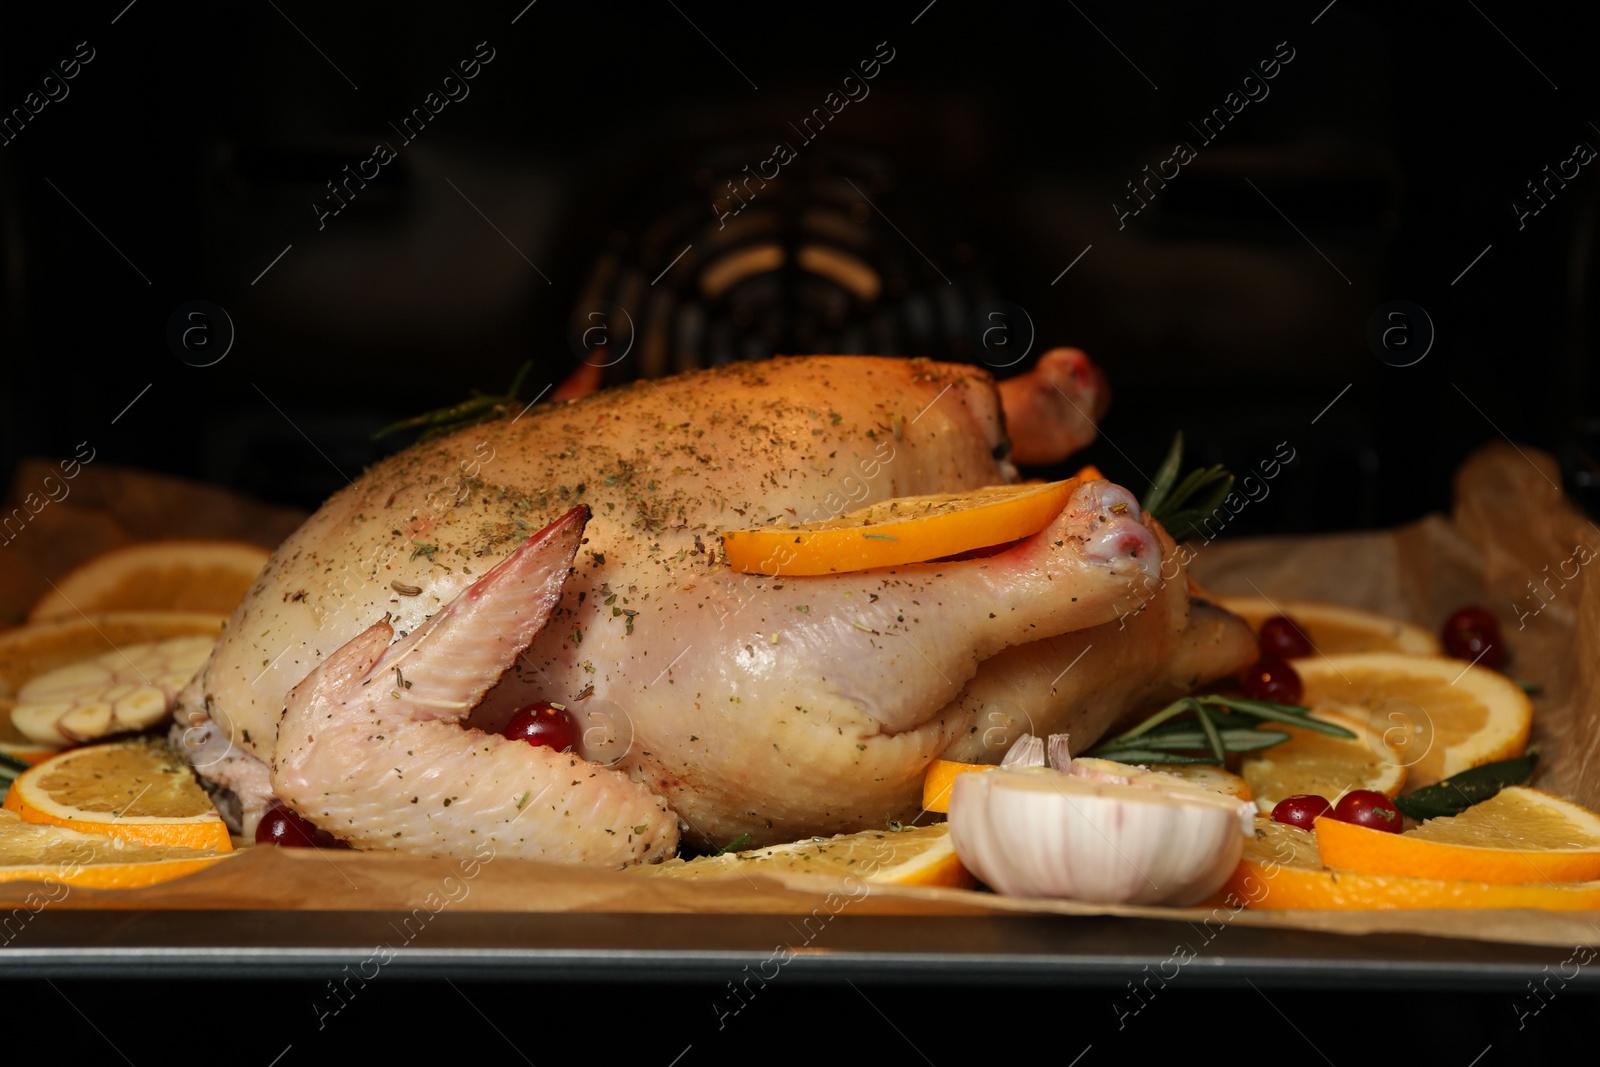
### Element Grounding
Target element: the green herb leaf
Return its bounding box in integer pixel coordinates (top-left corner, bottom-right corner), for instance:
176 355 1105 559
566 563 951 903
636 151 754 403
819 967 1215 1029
1086 691 1348 763
1193 699 1228 762
374 360 538 443
1138 433 1240 542
715 832 752 856
1085 747 1223 765
1200 696 1358 739
1393 753 1538 821
1141 432 1186 518
1096 728 1291 754
1102 696 1195 746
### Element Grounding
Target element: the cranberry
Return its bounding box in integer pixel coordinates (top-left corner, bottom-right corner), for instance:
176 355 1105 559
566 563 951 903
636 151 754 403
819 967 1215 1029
1332 790 1402 833
1271 794 1332 831
504 700 580 753
1259 615 1314 660
1237 655 1304 704
1442 606 1505 669
256 804 346 848
1443 605 1498 636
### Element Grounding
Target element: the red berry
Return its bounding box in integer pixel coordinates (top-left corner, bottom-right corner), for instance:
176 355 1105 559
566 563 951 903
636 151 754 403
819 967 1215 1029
1443 606 1498 637
1238 655 1304 704
1441 606 1505 669
505 700 580 753
1259 615 1314 660
1271 794 1331 831
1332 790 1402 833
256 804 345 848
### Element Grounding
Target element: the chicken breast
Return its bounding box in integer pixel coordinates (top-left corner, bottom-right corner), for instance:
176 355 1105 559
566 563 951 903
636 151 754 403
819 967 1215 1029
177 355 1253 858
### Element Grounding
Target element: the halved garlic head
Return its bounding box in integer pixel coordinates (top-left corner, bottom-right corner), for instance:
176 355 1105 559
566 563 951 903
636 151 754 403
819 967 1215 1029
11 635 215 744
1066 756 1240 799
947 766 1254 906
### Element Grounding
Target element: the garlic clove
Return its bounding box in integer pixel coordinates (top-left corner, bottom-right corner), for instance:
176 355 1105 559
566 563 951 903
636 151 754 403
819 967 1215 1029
1001 733 1046 767
1046 733 1072 770
947 767 1252 906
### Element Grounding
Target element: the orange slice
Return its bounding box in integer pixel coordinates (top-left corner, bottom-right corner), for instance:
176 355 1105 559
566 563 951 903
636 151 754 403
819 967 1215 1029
722 477 1088 576
4 739 232 852
1215 597 1440 656
1315 787 1600 884
1293 653 1531 789
28 540 269 622
1239 706 1405 813
922 759 991 814
1226 817 1600 910
0 809 226 889
640 824 973 888
0 745 60 767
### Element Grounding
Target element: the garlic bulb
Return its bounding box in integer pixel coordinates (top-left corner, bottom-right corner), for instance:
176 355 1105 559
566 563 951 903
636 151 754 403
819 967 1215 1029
947 766 1254 906
12 635 215 744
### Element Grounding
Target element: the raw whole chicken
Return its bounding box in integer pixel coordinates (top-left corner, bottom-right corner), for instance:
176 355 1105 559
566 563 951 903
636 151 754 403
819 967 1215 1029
175 350 1254 865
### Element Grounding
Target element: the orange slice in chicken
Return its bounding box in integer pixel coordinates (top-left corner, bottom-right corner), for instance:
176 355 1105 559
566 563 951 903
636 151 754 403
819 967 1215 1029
722 476 1089 576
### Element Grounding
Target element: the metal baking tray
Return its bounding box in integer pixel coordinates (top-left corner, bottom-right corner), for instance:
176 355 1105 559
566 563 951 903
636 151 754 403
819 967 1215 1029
4 908 1590 989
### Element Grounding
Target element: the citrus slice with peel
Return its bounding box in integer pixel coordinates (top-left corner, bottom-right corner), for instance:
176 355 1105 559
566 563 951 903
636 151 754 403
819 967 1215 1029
28 540 270 622
1226 817 1600 910
722 477 1089 576
11 635 214 745
1293 653 1531 790
923 759 990 814
0 809 226 889
3 739 232 852
640 824 972 888
1316 787 1600 884
1215 597 1440 656
1239 706 1405 813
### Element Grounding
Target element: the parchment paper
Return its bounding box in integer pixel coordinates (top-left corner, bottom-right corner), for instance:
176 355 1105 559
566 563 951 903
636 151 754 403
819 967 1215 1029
0 445 1595 948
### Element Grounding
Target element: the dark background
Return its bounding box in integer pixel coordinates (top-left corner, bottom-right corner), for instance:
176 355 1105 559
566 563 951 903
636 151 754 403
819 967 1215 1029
3 0 1598 528
2 0 1598 1053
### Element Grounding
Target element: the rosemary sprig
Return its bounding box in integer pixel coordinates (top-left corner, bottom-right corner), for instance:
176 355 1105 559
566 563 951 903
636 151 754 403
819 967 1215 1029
1140 432 1235 542
1085 693 1355 765
1192 699 1228 763
373 361 537 444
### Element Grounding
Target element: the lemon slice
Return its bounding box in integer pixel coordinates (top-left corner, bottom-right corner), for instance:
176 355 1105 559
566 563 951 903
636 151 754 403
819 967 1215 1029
1215 597 1440 656
1293 653 1531 789
639 824 972 888
722 478 1086 576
